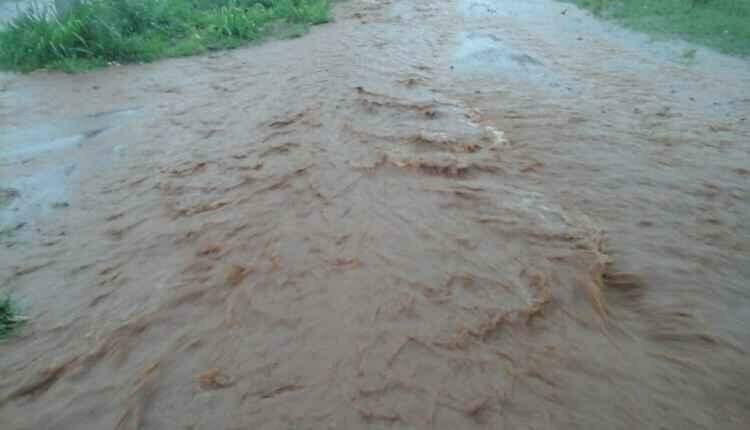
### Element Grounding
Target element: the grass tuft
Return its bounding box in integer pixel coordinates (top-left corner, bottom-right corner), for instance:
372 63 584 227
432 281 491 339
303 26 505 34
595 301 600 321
0 0 331 72
567 0 750 56
0 295 26 341
679 47 698 63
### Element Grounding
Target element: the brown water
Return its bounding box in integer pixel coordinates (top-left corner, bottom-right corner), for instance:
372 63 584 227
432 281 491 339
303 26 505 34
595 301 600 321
1 0 749 428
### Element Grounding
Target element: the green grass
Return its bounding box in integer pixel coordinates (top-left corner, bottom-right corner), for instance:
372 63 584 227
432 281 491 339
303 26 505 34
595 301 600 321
0 0 331 72
567 0 750 56
0 295 26 340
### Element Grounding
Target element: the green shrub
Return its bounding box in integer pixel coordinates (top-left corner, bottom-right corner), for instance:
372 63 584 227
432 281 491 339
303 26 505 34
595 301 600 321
567 0 750 56
0 0 331 72
0 295 26 341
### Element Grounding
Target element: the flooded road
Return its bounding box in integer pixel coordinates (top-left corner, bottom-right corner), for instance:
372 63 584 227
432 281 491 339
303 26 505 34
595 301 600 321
1 0 749 428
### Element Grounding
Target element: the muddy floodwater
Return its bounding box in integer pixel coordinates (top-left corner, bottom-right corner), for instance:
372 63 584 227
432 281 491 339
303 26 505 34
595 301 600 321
1 0 749 428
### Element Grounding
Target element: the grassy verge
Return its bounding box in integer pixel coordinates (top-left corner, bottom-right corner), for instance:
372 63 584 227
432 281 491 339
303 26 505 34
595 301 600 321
0 0 331 72
0 295 26 341
567 0 750 56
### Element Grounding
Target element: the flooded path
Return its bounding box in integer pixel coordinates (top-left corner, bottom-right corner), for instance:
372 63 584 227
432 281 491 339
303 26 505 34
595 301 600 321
1 0 749 428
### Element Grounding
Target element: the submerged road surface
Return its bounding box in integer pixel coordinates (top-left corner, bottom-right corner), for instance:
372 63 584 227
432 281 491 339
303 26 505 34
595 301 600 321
1 0 749 428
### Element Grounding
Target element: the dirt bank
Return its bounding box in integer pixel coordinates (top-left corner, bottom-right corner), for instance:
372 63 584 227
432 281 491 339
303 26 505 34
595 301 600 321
1 0 749 429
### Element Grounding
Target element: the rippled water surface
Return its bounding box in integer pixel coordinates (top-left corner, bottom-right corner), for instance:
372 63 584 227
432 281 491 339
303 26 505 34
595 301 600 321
1 0 749 428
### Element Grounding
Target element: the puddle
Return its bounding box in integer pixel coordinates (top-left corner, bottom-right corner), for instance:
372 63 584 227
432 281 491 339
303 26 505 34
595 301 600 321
453 31 560 87
0 107 140 232
0 107 140 161
0 163 77 229
1 131 86 159
457 0 544 18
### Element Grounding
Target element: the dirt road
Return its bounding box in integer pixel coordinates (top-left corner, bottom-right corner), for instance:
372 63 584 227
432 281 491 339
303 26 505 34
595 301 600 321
1 0 749 428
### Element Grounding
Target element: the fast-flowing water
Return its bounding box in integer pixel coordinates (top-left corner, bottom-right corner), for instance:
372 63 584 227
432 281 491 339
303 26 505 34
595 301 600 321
1 1 749 428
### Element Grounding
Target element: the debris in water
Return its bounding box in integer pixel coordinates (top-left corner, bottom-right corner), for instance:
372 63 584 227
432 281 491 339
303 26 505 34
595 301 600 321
225 264 252 287
197 368 233 390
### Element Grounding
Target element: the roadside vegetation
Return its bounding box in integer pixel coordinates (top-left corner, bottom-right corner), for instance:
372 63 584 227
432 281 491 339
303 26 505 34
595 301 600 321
0 0 331 72
0 295 26 341
568 0 750 56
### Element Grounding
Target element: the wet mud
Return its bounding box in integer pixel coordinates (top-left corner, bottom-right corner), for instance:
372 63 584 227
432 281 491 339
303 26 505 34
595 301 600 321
1 0 749 429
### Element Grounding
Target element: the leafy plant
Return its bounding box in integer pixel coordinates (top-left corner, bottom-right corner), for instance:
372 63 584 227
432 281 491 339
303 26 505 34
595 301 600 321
0 0 331 72
565 0 750 56
0 295 26 341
